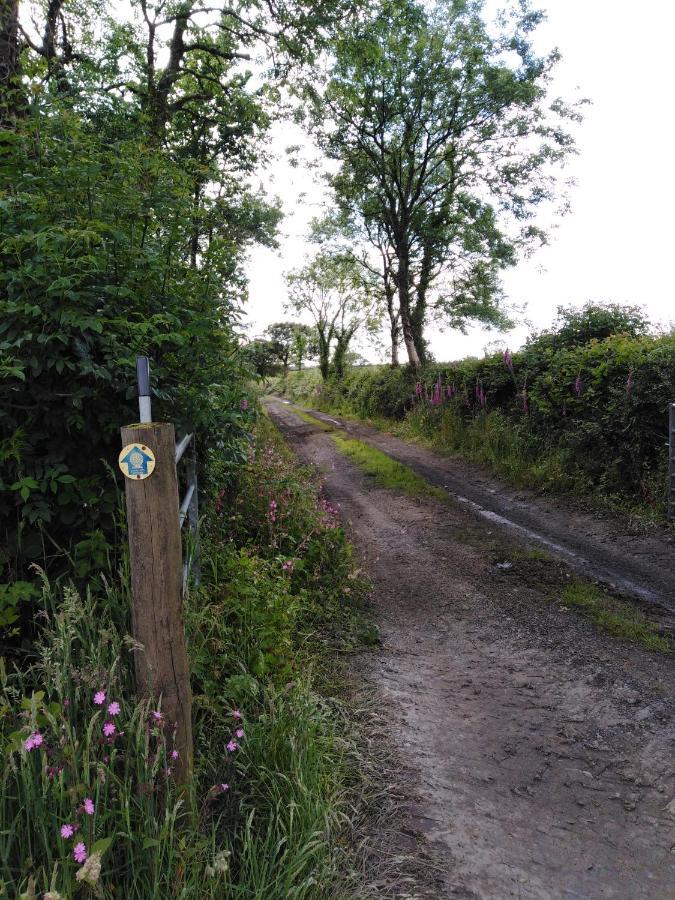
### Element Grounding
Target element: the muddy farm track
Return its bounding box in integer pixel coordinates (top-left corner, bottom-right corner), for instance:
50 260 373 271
265 398 675 900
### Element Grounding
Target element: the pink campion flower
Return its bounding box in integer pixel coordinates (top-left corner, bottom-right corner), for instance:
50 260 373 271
282 559 294 572
24 732 43 751
171 749 179 760
165 767 173 777
93 691 106 706
235 729 245 739
83 798 95 816
220 783 229 792
574 374 583 398
232 710 242 720
107 701 120 717
23 731 45 752
60 824 75 839
226 740 238 753
152 711 164 724
73 842 87 864
63 698 70 708
102 722 116 738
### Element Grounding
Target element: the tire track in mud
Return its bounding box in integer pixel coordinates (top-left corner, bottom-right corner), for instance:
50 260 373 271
266 398 675 900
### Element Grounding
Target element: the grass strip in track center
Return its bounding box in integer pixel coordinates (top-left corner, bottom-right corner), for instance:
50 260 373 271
332 434 448 502
290 405 335 431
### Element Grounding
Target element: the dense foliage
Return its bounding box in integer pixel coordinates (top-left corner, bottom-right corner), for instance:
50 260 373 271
0 109 258 588
0 419 368 896
1 0 295 604
309 0 582 368
273 307 675 515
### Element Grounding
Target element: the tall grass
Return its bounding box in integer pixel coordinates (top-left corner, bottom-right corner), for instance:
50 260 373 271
0 418 370 897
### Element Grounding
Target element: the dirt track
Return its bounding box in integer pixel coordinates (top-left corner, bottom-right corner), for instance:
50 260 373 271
266 398 674 900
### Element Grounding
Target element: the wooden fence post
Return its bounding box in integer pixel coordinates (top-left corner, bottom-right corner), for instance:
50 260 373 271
120 421 193 783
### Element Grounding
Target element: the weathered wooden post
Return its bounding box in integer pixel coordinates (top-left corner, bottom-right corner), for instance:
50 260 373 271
119 358 193 782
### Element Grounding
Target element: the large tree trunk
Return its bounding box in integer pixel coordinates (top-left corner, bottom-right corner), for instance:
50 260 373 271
317 324 331 380
0 0 21 126
411 244 433 366
384 279 400 368
390 330 399 367
396 251 422 370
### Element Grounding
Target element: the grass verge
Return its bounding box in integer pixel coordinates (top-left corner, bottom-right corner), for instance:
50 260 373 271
0 415 375 897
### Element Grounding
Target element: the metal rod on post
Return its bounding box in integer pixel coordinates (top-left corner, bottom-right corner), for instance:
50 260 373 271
669 403 675 521
137 356 152 424
187 440 200 587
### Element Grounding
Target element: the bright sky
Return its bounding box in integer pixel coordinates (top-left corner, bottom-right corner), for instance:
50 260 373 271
244 0 675 361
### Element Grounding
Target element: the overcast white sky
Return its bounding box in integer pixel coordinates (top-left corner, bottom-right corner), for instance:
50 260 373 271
244 0 675 362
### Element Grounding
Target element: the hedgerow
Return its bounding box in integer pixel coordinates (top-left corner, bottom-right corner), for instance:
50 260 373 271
274 322 675 516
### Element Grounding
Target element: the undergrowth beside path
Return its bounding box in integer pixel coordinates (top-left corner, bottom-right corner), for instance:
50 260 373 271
0 417 372 897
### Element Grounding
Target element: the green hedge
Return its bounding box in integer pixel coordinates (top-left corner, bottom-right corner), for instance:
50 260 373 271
277 333 675 514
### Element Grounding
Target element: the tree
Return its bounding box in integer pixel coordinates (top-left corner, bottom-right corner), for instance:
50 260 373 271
286 252 376 379
530 302 651 351
312 0 582 369
0 0 20 124
244 339 283 378
265 321 318 372
291 323 318 370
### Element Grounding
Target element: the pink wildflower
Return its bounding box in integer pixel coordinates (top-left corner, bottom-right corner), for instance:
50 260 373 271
626 370 634 394
73 842 87 864
63 698 70 708
93 691 106 706
107 701 120 717
171 749 179 760
24 732 43 752
165 767 173 777
60 824 76 839
240 398 249 410
152 710 164 724
83 798 95 816
226 740 238 753
102 721 116 738
232 710 242 720
503 348 514 372
220 783 229 792
235 728 245 739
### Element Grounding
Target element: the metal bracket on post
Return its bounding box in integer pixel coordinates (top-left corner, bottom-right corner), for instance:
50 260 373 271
137 356 152 424
669 404 675 521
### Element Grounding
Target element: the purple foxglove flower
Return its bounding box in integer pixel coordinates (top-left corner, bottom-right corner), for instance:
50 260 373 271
626 371 634 394
503 348 514 372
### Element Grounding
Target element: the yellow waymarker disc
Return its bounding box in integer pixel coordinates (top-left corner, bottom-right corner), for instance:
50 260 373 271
119 443 156 480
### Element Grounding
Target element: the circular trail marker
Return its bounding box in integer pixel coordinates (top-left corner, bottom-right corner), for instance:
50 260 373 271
119 443 156 480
